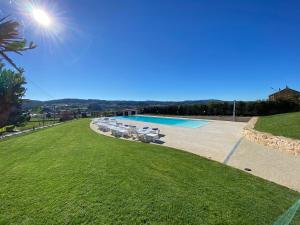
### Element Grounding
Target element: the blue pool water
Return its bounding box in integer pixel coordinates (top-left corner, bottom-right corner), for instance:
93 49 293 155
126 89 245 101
114 115 208 128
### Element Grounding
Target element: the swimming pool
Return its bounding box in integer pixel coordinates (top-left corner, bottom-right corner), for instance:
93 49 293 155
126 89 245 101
114 115 208 128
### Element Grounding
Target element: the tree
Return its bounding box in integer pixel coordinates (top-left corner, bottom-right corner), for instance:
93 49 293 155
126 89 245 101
0 67 26 127
88 103 103 111
0 17 36 72
0 16 36 128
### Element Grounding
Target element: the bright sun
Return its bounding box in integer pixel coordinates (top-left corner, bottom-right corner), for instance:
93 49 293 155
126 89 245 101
32 8 51 27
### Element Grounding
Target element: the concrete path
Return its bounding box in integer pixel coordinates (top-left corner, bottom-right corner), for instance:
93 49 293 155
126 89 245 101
90 118 300 192
228 138 300 192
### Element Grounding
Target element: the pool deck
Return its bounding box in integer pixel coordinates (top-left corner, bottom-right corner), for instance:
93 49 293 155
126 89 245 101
90 118 300 192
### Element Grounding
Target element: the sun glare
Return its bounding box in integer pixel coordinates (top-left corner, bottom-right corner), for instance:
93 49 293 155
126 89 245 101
32 8 51 27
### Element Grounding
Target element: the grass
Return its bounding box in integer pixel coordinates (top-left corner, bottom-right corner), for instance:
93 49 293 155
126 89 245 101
0 119 299 225
255 112 300 140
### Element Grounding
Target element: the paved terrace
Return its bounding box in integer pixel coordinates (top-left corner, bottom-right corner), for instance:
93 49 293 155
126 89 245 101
90 118 300 192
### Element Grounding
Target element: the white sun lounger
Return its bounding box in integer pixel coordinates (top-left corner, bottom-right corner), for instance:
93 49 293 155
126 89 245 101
110 126 120 136
100 123 110 132
110 126 130 138
118 128 130 138
144 133 160 143
135 126 161 142
96 119 161 142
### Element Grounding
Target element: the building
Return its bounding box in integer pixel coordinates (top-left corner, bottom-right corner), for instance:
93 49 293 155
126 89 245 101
269 86 300 103
121 109 138 116
59 110 74 121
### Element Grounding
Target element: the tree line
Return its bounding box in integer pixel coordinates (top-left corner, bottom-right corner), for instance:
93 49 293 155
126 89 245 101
141 100 300 116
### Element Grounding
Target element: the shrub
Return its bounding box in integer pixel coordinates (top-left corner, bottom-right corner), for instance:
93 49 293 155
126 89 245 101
0 125 15 135
5 125 15 132
0 127 5 135
142 100 300 117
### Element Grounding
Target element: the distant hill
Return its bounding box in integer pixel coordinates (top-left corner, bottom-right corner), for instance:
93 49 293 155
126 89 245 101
22 98 223 111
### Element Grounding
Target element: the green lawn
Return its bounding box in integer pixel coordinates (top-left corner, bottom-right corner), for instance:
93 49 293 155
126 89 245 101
255 112 300 140
0 119 299 225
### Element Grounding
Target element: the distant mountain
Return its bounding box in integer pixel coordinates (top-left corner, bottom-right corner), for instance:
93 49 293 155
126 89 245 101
22 99 44 109
22 98 224 111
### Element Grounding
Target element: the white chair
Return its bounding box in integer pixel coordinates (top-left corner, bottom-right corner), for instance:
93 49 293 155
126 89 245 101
136 127 151 135
144 133 160 143
110 126 120 136
100 123 110 132
151 128 160 135
118 128 130 138
136 128 153 142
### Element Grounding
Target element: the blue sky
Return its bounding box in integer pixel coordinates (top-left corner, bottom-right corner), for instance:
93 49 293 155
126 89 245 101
1 0 300 101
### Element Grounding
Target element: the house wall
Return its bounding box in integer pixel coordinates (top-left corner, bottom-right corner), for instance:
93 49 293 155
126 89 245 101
122 110 138 116
269 89 300 102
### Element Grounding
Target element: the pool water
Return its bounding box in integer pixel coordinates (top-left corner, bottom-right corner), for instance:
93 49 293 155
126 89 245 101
114 115 208 128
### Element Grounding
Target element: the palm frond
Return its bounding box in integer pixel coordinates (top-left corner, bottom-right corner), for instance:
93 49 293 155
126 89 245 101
0 51 22 73
0 17 36 71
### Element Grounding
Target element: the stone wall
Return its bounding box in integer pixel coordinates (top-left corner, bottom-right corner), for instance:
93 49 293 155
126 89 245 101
244 117 300 156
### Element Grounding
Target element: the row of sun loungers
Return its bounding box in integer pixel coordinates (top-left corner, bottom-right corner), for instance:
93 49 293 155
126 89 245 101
92 118 161 143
